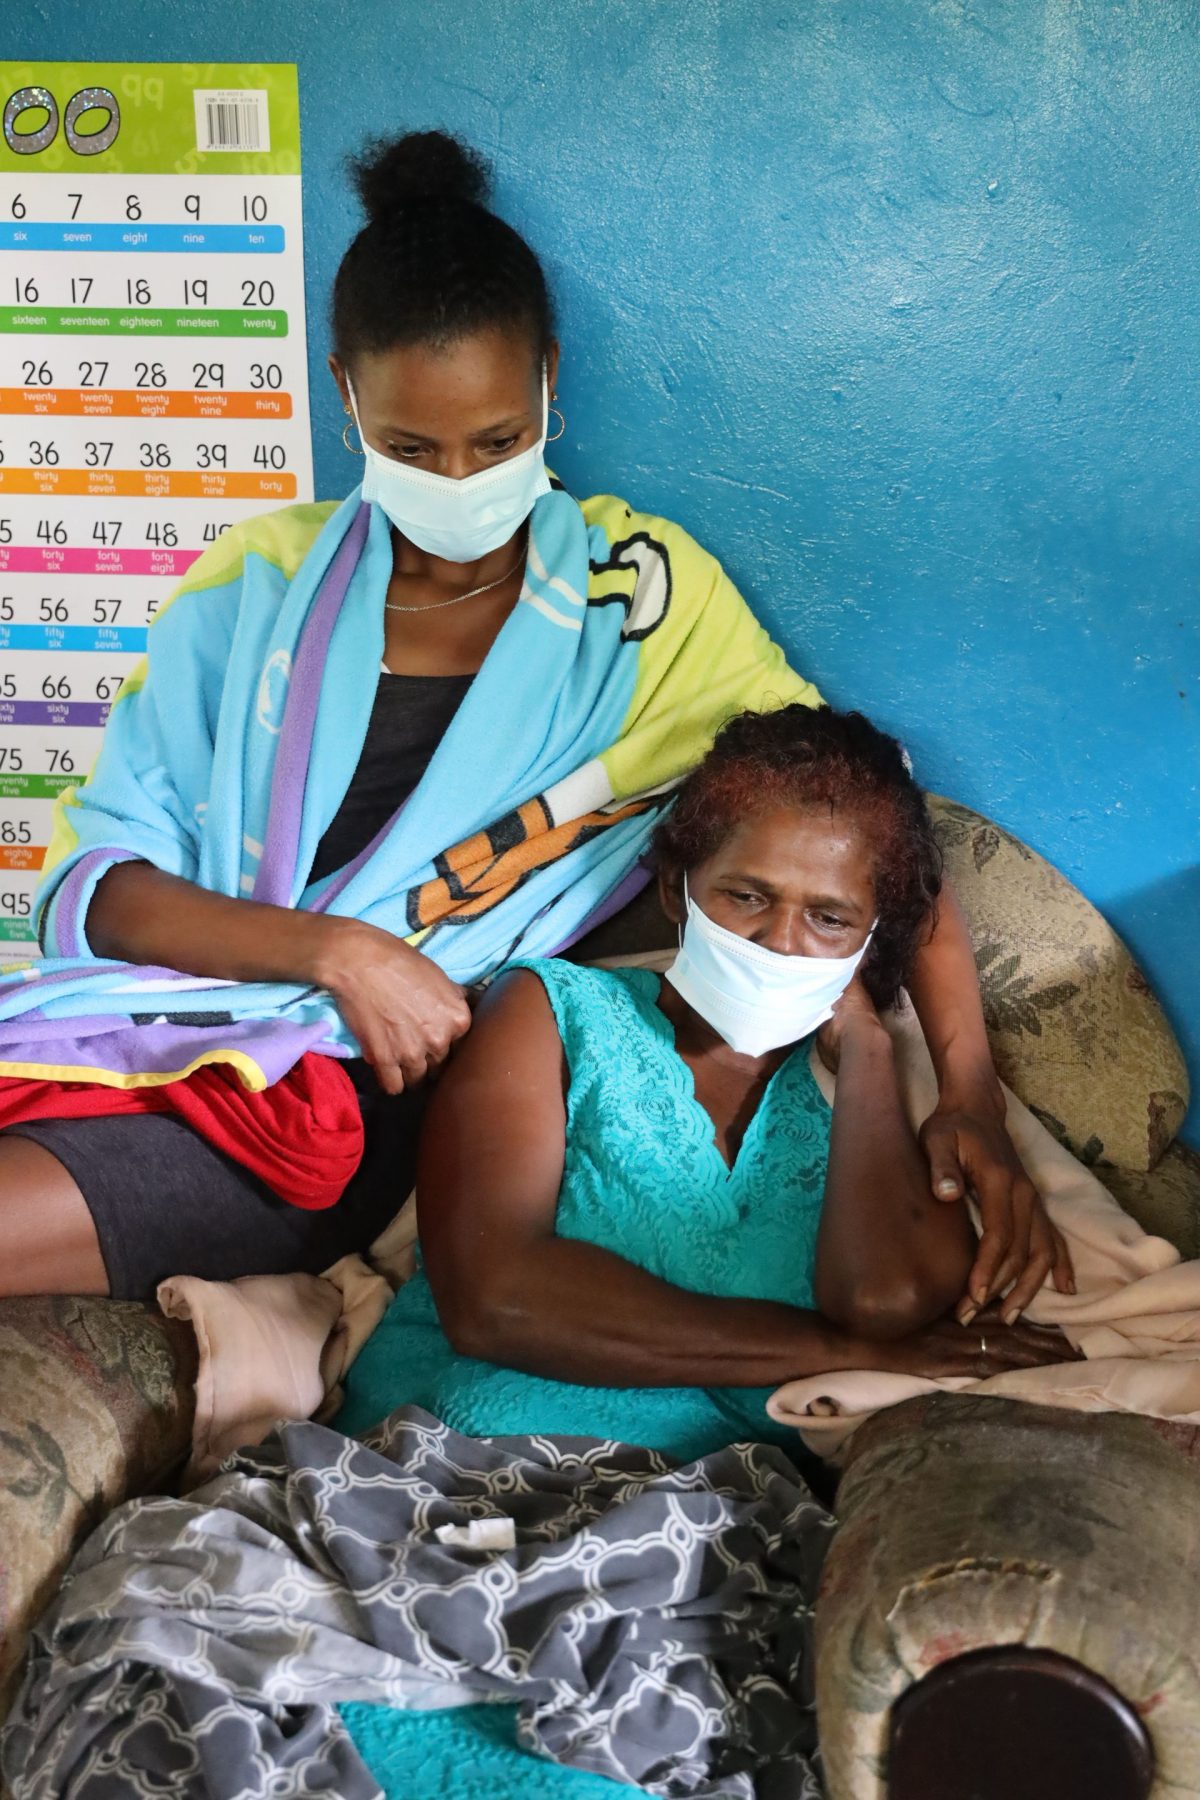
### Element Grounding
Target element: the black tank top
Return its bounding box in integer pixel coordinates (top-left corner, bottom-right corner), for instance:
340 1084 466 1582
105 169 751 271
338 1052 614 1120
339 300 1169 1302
307 670 473 887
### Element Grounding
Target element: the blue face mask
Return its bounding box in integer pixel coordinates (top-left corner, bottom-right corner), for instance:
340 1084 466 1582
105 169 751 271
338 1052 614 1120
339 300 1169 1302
347 373 552 564
665 878 875 1056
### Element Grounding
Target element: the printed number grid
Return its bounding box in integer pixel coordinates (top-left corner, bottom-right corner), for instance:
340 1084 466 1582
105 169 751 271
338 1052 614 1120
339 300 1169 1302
0 158 312 950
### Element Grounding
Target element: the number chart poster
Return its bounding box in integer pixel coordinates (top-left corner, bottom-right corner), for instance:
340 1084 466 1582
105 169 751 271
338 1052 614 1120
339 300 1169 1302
0 61 313 951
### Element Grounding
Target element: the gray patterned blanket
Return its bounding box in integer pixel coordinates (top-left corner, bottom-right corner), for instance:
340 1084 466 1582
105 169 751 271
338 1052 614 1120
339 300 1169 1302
1 1407 834 1799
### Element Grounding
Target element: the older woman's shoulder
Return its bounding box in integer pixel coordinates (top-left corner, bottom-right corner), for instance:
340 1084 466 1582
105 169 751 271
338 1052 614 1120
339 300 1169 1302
498 955 661 1041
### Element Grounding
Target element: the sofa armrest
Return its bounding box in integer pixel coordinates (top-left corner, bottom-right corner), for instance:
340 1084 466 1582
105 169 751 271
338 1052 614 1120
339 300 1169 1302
0 1296 196 1719
814 1393 1200 1799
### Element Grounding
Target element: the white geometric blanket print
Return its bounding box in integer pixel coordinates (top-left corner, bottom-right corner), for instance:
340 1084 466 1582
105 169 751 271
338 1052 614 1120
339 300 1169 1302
0 1408 835 1799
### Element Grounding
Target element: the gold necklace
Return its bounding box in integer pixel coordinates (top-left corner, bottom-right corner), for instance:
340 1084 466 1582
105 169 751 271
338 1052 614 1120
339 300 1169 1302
384 547 526 615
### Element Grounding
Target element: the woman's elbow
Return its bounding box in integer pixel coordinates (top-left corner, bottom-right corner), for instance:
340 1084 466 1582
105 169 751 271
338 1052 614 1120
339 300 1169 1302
438 1290 500 1361
817 1267 960 1341
435 1270 529 1363
821 1278 924 1341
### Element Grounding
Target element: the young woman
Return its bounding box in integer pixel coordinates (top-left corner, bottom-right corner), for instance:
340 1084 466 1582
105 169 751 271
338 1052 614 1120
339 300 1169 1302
0 131 1066 1319
331 704 1072 1796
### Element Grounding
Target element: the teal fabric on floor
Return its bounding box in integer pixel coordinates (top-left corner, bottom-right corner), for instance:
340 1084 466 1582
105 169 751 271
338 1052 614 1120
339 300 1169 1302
338 1703 636 1800
335 958 834 1796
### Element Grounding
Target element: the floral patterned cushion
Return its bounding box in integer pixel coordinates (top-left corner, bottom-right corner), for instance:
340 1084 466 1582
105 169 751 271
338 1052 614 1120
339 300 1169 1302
1097 1141 1200 1261
928 797 1189 1173
0 1297 195 1718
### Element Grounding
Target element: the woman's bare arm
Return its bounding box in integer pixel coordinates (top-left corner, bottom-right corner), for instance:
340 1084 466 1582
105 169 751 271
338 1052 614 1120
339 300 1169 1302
86 862 471 1091
417 971 1064 1386
418 971 868 1384
89 861 341 984
813 986 975 1338
908 882 1000 1107
907 881 1074 1314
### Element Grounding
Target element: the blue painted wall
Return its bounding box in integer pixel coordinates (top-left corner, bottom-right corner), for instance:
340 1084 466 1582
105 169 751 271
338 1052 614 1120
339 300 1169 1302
10 0 1199 1142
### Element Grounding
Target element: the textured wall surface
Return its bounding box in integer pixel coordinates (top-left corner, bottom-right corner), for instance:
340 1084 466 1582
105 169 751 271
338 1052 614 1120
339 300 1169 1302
8 0 1198 1141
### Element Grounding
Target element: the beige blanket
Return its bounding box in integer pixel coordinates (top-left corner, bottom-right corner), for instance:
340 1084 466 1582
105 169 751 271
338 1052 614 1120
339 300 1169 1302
769 999 1200 1456
158 1203 415 1483
161 989 1200 1479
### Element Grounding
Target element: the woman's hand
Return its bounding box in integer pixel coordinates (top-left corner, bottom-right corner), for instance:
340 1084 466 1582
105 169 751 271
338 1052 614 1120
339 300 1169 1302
877 1306 1081 1380
919 1085 1075 1323
315 919 472 1093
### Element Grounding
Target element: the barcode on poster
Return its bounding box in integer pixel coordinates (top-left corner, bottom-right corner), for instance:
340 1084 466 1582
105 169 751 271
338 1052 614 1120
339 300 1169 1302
193 89 270 152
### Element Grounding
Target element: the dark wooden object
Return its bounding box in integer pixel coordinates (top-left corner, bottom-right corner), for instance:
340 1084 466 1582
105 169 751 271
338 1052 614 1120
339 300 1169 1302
888 1646 1154 1800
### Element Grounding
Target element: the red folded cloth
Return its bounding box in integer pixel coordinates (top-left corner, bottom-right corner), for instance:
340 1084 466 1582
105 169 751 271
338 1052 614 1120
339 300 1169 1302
0 1053 365 1210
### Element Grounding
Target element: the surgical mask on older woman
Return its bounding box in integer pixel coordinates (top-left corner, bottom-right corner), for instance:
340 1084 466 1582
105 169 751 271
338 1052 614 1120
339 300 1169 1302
346 375 552 564
666 878 875 1057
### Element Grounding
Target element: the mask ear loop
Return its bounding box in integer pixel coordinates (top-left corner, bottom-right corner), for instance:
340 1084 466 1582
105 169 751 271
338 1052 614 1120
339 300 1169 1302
677 873 691 949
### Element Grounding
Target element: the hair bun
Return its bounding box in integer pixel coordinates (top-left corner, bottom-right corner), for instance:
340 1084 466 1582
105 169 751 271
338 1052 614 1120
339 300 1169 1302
350 130 490 224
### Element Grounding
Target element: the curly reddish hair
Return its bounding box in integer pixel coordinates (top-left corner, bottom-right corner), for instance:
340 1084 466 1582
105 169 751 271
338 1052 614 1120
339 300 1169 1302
652 705 943 1011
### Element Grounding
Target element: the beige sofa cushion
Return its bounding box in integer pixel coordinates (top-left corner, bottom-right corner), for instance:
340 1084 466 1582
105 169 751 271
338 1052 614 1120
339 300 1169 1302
929 798 1189 1172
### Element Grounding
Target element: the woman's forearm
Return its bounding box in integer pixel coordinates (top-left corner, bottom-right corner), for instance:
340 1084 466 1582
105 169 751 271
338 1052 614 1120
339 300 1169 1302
908 881 1004 1110
813 1017 974 1335
87 861 354 988
904 876 1068 1313
438 1232 875 1388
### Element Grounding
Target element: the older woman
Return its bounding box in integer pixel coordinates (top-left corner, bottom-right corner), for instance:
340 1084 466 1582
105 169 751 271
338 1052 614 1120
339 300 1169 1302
331 704 1071 1796
0 131 1064 1322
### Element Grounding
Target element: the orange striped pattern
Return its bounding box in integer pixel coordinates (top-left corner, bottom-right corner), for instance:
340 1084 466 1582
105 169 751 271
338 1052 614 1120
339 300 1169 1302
408 797 649 934
0 468 296 499
0 387 292 419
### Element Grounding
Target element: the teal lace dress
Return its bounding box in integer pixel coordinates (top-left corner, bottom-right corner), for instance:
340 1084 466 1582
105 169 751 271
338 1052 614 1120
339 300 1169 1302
336 959 833 1798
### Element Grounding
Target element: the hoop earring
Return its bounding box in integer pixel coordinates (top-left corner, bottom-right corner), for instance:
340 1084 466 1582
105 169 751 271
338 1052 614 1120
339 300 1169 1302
342 417 364 455
547 406 566 444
